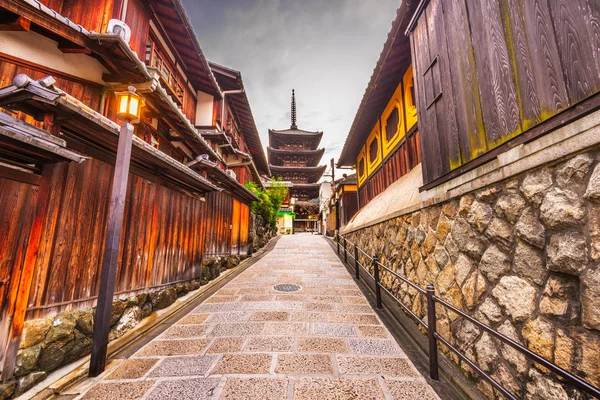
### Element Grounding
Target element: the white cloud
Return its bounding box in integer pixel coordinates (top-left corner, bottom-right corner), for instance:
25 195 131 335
184 0 400 166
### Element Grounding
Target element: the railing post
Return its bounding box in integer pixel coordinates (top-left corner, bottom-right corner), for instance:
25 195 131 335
354 243 359 280
373 255 382 309
426 283 439 380
336 233 340 255
343 237 348 263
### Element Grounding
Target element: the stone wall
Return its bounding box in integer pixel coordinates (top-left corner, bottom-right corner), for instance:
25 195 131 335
344 151 600 399
249 213 276 254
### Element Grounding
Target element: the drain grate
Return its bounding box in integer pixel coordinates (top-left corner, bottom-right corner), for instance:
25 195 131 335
273 283 302 293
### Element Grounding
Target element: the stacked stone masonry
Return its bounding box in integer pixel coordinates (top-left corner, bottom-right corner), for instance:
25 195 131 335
0 215 275 399
345 152 600 399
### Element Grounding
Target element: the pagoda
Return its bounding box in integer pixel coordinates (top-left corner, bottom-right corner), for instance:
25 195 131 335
268 90 326 233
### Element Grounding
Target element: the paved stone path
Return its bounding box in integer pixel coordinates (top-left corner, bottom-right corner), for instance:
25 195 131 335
73 234 438 400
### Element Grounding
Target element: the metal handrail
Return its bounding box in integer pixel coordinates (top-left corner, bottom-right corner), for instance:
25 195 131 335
334 234 600 399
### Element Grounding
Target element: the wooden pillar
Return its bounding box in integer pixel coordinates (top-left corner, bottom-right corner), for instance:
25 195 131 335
0 163 61 380
89 122 134 377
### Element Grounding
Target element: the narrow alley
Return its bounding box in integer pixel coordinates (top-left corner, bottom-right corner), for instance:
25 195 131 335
69 235 438 400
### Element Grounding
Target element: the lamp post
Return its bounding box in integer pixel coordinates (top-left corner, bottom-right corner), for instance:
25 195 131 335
89 87 143 377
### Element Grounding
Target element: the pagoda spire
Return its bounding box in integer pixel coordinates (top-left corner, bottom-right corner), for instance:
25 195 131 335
291 89 297 129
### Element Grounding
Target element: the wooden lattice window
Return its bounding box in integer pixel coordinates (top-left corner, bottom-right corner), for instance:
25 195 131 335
369 136 379 163
385 107 399 142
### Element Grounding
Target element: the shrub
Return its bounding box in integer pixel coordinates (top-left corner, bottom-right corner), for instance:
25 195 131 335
245 178 289 230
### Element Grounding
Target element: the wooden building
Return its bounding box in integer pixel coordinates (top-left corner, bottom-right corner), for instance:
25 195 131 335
332 174 359 230
268 90 326 233
337 1 600 398
337 3 420 210
0 0 266 380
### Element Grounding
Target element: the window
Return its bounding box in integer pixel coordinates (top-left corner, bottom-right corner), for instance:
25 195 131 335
403 64 418 130
369 137 379 163
145 37 185 104
385 107 399 142
423 56 441 109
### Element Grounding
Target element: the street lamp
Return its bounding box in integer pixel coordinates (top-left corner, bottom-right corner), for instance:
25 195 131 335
90 86 143 377
116 86 144 123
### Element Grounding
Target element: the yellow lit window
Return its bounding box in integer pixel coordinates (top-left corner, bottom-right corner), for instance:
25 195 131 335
381 84 405 158
366 121 382 174
403 64 417 131
357 146 367 187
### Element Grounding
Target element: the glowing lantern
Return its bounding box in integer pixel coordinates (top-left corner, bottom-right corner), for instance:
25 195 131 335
115 86 143 122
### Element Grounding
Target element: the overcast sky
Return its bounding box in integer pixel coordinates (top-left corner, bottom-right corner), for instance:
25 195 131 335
182 0 400 168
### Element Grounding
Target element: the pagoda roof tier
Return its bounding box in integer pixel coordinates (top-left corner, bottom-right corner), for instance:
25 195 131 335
269 164 327 184
268 129 323 150
267 147 325 167
290 183 321 190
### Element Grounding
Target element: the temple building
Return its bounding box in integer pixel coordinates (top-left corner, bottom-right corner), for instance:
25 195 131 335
268 90 326 233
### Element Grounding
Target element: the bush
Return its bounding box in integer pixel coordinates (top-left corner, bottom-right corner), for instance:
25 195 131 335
245 178 289 230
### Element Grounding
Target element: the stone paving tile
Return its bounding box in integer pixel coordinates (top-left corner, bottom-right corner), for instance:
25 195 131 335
293 377 385 400
148 355 218 377
204 295 239 303
244 336 295 352
160 324 209 338
250 311 289 321
206 311 252 323
309 295 343 303
135 339 211 356
177 314 209 324
313 322 358 337
343 296 369 305
274 294 306 301
209 322 264 336
220 378 288 400
207 337 246 353
297 337 348 353
328 313 380 325
80 381 155 400
338 304 377 313
385 381 439 399
71 235 436 400
240 294 274 301
105 358 158 380
347 338 405 356
290 312 329 322
145 377 221 400
275 353 333 374
358 325 391 338
337 356 420 377
305 302 337 312
212 353 272 374
263 322 310 335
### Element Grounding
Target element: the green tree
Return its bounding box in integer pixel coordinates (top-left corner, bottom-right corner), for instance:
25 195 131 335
245 178 289 229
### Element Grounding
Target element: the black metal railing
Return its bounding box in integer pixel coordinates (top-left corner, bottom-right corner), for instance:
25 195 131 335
334 233 600 400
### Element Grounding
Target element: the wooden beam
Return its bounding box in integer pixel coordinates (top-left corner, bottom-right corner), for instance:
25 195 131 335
0 162 59 380
0 16 30 31
89 122 134 376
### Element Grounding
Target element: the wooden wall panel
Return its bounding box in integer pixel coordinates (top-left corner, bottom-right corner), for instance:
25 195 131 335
60 0 114 33
19 157 208 318
204 191 233 257
124 0 151 60
0 178 38 340
239 203 250 254
231 199 241 255
412 0 600 185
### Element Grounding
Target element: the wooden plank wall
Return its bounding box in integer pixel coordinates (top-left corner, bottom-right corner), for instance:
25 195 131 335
0 178 38 345
239 203 250 254
204 191 233 257
411 0 600 185
1 157 210 319
231 199 241 255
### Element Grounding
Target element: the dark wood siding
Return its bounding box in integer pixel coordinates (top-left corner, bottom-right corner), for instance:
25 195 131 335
16 158 208 318
411 0 600 185
124 0 151 59
204 191 233 257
